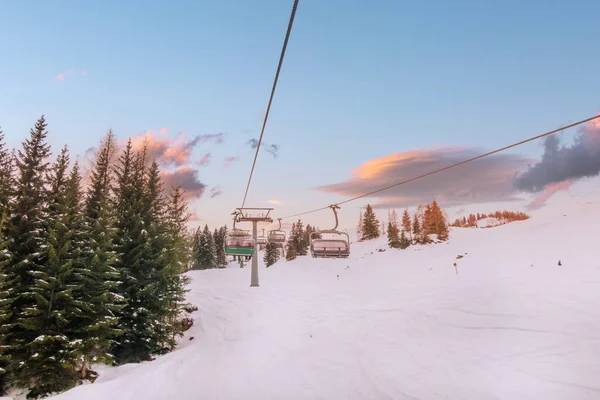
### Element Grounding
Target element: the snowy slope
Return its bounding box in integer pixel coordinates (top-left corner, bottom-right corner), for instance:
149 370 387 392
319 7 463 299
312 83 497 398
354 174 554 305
44 187 600 399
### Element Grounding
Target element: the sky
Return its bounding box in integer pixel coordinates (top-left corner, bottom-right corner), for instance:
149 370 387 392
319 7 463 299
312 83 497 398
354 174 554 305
1 0 600 232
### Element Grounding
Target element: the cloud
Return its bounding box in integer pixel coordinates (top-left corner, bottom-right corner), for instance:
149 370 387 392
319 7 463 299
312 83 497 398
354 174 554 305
245 138 280 158
160 166 206 200
56 70 74 81
317 146 534 208
56 70 87 81
210 187 222 198
84 146 96 159
160 128 169 135
199 153 211 166
526 179 573 210
513 116 600 193
267 199 283 205
130 131 225 167
223 156 239 168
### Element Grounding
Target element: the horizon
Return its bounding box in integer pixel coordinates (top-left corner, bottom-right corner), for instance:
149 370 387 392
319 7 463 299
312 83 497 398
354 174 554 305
2 0 600 231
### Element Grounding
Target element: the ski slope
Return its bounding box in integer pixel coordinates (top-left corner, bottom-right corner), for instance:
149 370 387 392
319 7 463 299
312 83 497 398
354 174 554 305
41 184 600 400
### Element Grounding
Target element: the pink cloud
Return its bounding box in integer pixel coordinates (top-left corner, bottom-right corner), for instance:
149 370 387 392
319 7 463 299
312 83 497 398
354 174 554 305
160 128 169 135
199 153 211 166
526 179 573 210
223 156 239 168
56 70 74 81
160 166 206 200
80 70 87 76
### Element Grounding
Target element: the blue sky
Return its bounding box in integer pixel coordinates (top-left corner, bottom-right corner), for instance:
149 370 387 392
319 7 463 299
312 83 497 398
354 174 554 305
1 0 600 230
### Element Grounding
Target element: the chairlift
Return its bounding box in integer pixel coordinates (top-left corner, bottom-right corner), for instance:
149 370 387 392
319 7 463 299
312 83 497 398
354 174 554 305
257 229 267 246
225 211 255 262
309 205 350 258
267 218 286 245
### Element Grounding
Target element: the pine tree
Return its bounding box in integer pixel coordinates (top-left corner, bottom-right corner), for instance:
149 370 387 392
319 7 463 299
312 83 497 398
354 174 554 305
192 227 203 269
213 226 227 268
0 209 12 395
21 146 83 397
263 242 280 267
77 130 123 375
430 200 449 240
203 225 217 269
294 219 308 256
387 221 400 248
4 116 54 391
399 230 411 249
412 214 421 243
0 129 15 216
285 223 297 261
361 204 380 241
401 208 412 242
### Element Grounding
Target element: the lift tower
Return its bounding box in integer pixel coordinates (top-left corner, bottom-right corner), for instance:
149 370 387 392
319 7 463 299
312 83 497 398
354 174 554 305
235 208 273 287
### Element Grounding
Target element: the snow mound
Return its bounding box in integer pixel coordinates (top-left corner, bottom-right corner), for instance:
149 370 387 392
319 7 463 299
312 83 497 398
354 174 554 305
48 187 600 400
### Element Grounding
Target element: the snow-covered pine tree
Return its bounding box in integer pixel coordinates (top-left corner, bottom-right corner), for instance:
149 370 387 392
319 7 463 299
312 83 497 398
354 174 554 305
294 219 308 256
77 130 123 374
191 227 203 269
213 226 227 268
21 146 83 397
0 208 12 395
160 180 192 349
263 242 280 267
205 225 218 269
4 116 53 390
112 141 158 363
0 128 15 215
361 204 380 241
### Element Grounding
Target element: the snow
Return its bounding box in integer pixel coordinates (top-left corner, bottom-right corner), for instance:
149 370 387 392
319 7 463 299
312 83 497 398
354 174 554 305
48 183 600 400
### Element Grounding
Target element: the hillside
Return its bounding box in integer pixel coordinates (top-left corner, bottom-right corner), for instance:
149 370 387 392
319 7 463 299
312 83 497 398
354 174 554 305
30 190 600 399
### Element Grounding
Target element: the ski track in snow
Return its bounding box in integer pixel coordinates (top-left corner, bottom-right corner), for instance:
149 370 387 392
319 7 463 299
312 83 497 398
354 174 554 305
45 183 600 400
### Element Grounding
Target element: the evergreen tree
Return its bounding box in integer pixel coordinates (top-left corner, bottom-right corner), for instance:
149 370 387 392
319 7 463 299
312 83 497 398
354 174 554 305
294 219 308 256
21 147 83 397
263 242 280 267
203 225 217 269
0 210 12 395
213 226 227 268
412 214 421 243
399 230 410 249
76 130 123 378
0 129 15 215
387 221 400 248
285 223 297 261
112 140 159 363
4 116 54 391
430 200 449 240
401 208 412 242
361 204 380 241
191 227 203 269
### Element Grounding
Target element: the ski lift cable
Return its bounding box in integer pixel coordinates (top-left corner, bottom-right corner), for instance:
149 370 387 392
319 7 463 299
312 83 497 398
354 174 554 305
240 0 300 209
280 114 600 220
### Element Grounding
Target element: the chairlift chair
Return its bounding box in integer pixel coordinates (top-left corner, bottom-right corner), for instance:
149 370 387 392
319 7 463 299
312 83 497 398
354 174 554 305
309 205 350 258
224 211 255 262
267 218 286 247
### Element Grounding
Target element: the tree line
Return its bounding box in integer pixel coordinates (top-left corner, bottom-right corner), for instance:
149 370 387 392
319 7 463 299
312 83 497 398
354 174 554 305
450 210 530 228
0 117 193 398
357 201 450 249
191 225 228 269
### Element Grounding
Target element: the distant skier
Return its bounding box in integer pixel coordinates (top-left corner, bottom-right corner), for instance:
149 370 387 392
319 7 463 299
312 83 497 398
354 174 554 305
558 260 562 266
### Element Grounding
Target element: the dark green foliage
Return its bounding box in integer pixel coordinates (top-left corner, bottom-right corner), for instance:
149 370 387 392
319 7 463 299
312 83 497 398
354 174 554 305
285 220 308 261
412 214 421 242
193 225 217 270
387 221 401 249
77 130 123 373
399 230 411 249
4 116 53 390
263 242 280 267
0 122 194 396
361 204 380 241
